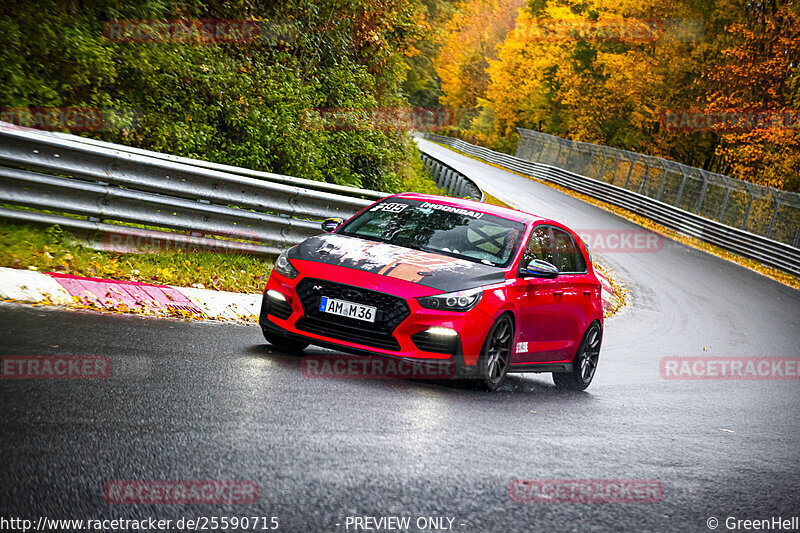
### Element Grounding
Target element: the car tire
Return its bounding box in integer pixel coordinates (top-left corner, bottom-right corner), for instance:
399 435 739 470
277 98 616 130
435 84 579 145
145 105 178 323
475 314 514 391
262 328 309 354
553 321 602 391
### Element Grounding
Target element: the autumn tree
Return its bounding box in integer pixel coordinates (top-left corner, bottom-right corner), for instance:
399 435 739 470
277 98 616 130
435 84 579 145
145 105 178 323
704 1 800 190
438 0 800 191
403 0 460 107
484 0 723 149
436 0 525 125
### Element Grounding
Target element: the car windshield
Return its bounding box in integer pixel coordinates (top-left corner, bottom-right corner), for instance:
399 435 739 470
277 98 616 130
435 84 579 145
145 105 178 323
339 198 525 267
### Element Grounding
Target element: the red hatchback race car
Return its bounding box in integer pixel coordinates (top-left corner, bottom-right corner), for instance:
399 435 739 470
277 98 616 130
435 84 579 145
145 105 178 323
259 193 603 391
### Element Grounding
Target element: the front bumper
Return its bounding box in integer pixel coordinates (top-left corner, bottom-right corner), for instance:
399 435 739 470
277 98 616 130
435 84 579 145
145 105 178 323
259 269 499 368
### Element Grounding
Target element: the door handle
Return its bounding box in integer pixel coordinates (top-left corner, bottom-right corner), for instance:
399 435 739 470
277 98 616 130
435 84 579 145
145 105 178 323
583 290 592 296
553 290 563 297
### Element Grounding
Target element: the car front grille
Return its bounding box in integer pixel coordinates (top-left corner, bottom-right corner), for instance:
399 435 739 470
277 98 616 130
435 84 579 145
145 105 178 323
294 318 401 351
294 278 410 351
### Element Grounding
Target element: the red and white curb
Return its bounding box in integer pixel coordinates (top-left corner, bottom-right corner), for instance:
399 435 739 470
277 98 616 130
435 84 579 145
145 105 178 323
0 267 260 322
0 266 622 322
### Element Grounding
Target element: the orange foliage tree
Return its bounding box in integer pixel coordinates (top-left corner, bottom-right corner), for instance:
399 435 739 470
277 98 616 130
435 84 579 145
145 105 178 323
436 0 525 122
704 3 800 190
436 0 800 191
483 0 721 147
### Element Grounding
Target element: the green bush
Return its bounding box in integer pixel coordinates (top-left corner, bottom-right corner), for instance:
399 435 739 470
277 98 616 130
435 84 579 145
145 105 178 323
0 0 441 194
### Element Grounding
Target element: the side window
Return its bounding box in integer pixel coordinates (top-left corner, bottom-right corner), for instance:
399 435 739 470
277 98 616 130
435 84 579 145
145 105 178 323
522 226 555 266
552 228 587 274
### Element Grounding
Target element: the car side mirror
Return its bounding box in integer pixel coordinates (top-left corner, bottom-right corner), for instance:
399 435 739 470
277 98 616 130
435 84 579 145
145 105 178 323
522 259 559 279
321 218 343 232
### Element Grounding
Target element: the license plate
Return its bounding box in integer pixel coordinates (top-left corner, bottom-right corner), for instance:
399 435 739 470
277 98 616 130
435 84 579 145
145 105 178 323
319 297 377 323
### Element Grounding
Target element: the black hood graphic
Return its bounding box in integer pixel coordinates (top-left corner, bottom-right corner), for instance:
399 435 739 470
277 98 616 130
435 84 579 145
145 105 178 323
288 233 506 293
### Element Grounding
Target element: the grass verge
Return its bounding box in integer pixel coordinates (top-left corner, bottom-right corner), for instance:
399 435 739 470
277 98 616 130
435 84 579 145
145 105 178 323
0 221 273 293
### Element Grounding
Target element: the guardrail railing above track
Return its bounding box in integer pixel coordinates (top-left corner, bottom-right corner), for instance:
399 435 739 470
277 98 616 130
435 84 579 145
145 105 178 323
0 124 384 254
420 151 484 202
419 132 800 278
0 125 378 220
0 124 480 255
42 128 389 202
516 128 800 248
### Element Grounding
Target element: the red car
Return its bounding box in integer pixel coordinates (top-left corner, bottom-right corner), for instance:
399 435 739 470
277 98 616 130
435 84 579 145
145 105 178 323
259 193 603 391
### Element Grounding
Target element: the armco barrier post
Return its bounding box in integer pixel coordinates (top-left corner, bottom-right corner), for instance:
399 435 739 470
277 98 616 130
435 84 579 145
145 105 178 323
718 187 731 221
741 185 755 230
433 162 443 186
445 169 454 194
766 199 780 240
696 172 709 214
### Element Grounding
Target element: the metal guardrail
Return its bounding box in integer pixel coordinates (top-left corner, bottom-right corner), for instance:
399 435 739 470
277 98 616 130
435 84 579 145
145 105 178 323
420 133 800 277
0 125 379 219
0 164 321 245
43 128 388 202
57 129 483 202
0 124 382 254
0 124 479 255
420 152 484 201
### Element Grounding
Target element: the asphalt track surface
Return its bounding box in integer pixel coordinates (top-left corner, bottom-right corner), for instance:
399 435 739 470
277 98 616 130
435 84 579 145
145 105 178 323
1 141 799 532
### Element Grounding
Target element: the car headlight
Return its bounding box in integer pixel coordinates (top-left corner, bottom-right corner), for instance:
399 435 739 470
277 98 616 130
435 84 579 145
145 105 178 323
418 288 482 312
274 250 299 279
